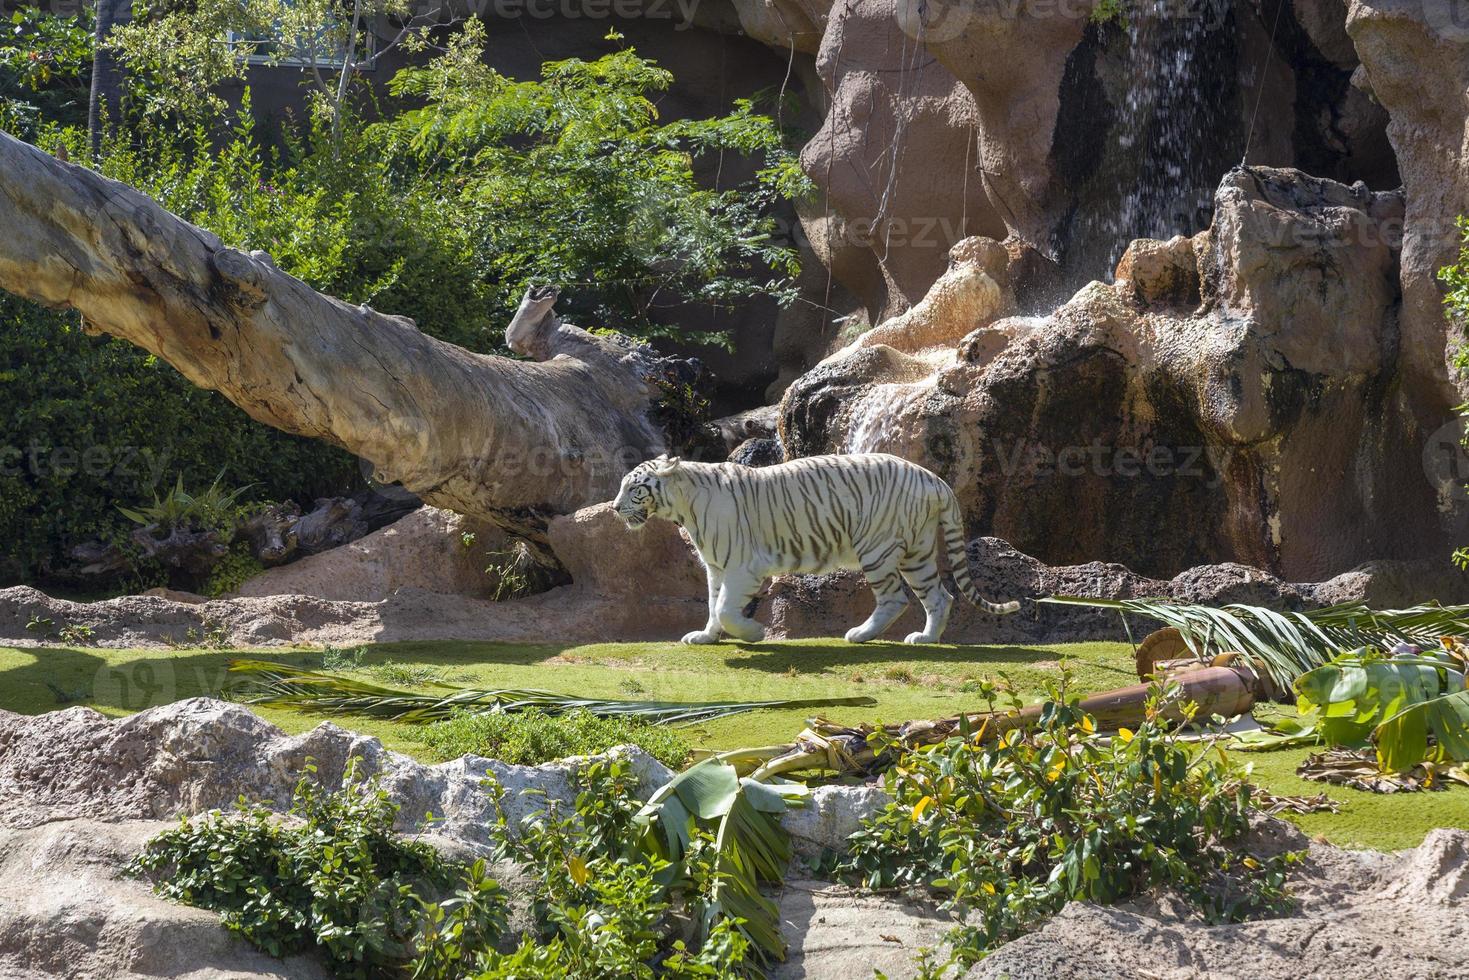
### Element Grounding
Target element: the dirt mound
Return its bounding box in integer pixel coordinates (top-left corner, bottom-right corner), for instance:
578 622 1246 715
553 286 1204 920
968 821 1469 980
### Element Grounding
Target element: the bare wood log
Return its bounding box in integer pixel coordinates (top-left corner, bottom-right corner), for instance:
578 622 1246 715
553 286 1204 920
741 665 1260 780
0 131 669 538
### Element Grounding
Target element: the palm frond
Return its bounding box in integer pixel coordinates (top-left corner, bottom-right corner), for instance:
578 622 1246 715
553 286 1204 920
1041 596 1469 688
226 660 875 726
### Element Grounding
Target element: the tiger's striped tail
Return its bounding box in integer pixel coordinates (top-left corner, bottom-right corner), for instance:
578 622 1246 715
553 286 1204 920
940 496 1020 615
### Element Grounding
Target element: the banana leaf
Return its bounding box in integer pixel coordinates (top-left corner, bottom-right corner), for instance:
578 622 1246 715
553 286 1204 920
226 660 875 726
1238 649 1469 774
1376 688 1469 772
1041 596 1469 689
635 758 807 963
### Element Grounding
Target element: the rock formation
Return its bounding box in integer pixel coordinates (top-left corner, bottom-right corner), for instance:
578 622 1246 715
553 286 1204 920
781 166 1452 580
2 699 1468 980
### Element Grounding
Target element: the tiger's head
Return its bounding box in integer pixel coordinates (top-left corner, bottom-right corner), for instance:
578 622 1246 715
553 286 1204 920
613 455 682 529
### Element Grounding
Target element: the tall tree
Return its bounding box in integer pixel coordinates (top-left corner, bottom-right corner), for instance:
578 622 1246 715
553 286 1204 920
87 0 130 156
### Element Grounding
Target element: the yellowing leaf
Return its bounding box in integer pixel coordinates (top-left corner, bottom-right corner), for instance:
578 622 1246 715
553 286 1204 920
911 795 935 821
981 881 996 895
1242 856 1260 870
1079 715 1095 734
1117 727 1135 743
1152 768 1163 795
568 854 590 886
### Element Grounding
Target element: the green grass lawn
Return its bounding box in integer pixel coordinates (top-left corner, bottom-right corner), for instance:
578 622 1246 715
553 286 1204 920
2 638 1464 850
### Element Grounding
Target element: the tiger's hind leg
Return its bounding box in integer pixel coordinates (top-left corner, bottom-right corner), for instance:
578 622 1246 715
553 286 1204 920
845 549 909 643
900 550 952 644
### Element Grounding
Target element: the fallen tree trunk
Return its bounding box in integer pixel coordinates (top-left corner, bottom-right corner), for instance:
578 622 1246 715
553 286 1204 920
0 131 669 540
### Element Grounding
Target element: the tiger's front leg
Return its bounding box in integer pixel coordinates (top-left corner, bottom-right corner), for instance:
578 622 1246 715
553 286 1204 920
714 567 765 642
682 564 725 644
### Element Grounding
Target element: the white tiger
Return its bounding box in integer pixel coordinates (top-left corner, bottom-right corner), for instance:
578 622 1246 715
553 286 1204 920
612 452 1019 645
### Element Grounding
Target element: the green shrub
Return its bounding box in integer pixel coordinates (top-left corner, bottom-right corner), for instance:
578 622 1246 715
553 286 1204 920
836 675 1299 975
135 755 750 978
130 759 506 978
0 6 92 136
201 542 264 598
414 708 691 770
480 757 750 978
0 292 354 587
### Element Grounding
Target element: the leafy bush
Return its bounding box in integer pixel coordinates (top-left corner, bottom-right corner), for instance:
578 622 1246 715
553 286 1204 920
135 755 752 978
0 292 354 587
480 757 751 978
130 759 506 978
836 675 1298 975
383 23 808 346
201 542 264 598
415 708 692 770
0 6 92 136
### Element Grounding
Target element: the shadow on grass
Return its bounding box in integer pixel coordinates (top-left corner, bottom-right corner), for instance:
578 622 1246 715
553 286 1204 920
0 640 595 719
0 646 328 717
723 642 1072 674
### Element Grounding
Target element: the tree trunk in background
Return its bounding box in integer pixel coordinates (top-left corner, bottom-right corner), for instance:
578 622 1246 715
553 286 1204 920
0 131 670 545
88 0 131 158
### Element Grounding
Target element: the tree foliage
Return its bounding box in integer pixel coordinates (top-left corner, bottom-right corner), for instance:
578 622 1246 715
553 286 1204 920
0 5 803 585
383 22 807 346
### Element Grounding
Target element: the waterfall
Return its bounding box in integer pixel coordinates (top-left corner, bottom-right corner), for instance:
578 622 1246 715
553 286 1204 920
1061 0 1241 283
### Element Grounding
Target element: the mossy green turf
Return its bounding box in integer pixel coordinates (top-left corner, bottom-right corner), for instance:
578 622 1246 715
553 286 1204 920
2 639 1464 851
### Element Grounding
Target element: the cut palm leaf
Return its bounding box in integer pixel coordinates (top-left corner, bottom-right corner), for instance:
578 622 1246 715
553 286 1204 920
1041 596 1469 689
227 660 875 726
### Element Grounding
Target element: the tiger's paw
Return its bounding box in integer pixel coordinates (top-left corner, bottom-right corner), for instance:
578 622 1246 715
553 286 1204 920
903 632 939 645
681 629 721 645
844 626 874 643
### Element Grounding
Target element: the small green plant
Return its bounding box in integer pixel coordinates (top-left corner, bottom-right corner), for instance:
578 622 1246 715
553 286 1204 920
415 708 692 769
321 645 368 671
118 471 253 534
56 622 94 645
368 660 459 687
480 758 752 978
131 759 507 978
183 620 230 649
836 673 1299 974
24 615 53 633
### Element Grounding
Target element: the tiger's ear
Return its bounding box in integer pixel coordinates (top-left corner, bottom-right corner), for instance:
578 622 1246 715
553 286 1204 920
653 455 682 476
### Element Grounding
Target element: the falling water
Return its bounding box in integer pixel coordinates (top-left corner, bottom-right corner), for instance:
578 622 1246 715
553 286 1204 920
1063 0 1240 282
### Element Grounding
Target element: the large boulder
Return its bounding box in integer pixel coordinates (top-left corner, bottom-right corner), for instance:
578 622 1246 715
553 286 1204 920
792 0 1007 321
781 167 1455 580
236 507 510 601
1347 0 1469 414
0 818 331 979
